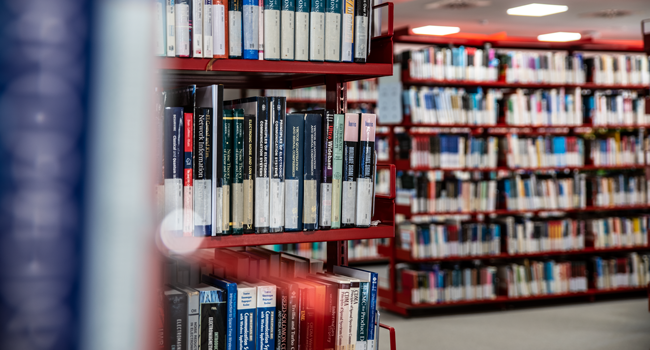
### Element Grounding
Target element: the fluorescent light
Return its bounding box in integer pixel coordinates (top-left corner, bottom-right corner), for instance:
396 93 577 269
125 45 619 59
537 32 581 42
507 3 568 17
412 25 460 36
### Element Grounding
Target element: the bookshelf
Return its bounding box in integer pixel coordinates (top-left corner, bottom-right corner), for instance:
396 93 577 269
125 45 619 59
377 28 650 316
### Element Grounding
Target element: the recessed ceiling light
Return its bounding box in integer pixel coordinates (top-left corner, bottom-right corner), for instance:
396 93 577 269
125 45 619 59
412 25 461 36
537 32 581 42
507 3 568 17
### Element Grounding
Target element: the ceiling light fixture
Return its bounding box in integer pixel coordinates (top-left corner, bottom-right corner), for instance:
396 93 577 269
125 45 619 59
507 3 568 17
537 32 581 42
412 25 461 36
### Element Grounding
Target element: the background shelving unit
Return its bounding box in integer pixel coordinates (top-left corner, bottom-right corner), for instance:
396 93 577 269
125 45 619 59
376 28 650 316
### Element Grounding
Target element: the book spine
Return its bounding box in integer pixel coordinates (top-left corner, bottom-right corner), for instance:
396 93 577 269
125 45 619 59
256 285 277 350
156 0 167 56
297 288 307 350
167 0 176 57
336 287 350 350
284 114 305 231
352 0 366 62
204 0 214 57
341 113 359 227
264 0 281 59
258 0 264 60
194 108 212 236
243 113 256 233
355 114 375 228
255 98 271 233
229 0 243 58
237 286 257 350
222 109 234 235
341 0 354 62
270 98 286 232
201 275 237 350
243 0 260 59
331 114 344 229
176 0 191 57
187 291 200 350
356 282 369 350
323 284 337 350
303 114 323 231
200 290 227 350
281 0 295 60
213 89 224 235
347 286 359 350
366 272 377 350
165 107 184 235
323 0 341 62
309 0 324 61
166 293 187 350
287 285 299 350
232 109 245 234
320 112 335 229
294 0 310 61
213 0 228 57
193 0 203 57
276 286 289 350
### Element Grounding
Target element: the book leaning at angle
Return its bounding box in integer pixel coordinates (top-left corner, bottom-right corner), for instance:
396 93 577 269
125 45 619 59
356 113 376 228
213 0 228 58
332 265 377 350
323 0 341 62
270 97 287 232
303 113 322 230
341 113 359 228
285 113 305 231
294 0 309 61
263 0 280 60
164 107 184 236
229 0 243 58
309 0 325 61
281 0 295 60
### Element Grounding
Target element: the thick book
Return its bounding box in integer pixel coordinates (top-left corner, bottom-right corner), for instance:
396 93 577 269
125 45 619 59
213 0 229 58
262 277 292 350
263 0 281 60
166 0 176 56
294 281 315 350
255 97 271 233
306 275 337 350
333 275 360 350
196 85 223 236
331 114 344 229
192 0 203 57
201 274 238 350
164 288 187 350
285 113 305 231
352 0 368 63
243 0 260 59
294 0 309 61
195 284 228 350
333 266 377 350
164 107 184 236
176 0 192 57
355 113 375 228
232 109 245 234
174 285 200 350
193 107 212 236
184 112 194 236
320 111 335 229
341 0 354 62
237 283 257 350
341 113 359 228
315 274 350 350
297 278 327 350
156 0 167 56
281 0 295 60
243 113 256 233
229 0 243 58
222 109 234 234
323 0 341 62
303 113 323 231
252 282 277 350
204 0 214 57
270 97 287 232
309 0 325 61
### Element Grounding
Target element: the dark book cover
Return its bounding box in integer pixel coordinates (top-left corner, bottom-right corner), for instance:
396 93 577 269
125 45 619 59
270 97 287 232
164 107 185 236
232 108 245 235
195 284 228 350
320 110 335 230
243 113 256 233
194 107 213 237
221 109 234 235
255 97 271 233
164 288 187 350
341 113 359 228
355 113 376 227
285 113 305 231
353 0 369 63
303 113 323 231
201 275 238 350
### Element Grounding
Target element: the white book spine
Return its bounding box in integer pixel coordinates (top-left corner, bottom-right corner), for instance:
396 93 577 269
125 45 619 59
342 181 356 225
229 9 243 56
165 178 183 232
156 0 166 56
193 0 203 57
285 179 300 229
203 0 213 57
176 2 191 56
320 183 332 226
167 0 176 57
213 2 226 56
281 6 295 60
309 11 325 61
341 0 354 62
270 179 285 229
264 9 281 59
255 177 270 228
258 0 264 59
294 6 309 60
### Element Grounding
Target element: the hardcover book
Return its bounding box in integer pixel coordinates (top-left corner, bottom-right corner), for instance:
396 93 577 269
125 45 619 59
174 285 200 350
156 0 167 56
331 114 344 229
176 0 192 57
195 284 228 350
341 0 354 62
204 0 214 57
164 107 184 236
213 0 229 58
192 0 203 57
222 109 234 234
263 0 281 59
355 113 376 228
309 0 325 61
184 112 194 236
201 274 238 350
270 97 287 232
352 0 368 63
281 0 295 60
243 0 260 59
320 111 335 229
285 113 305 231
232 108 245 234
294 0 310 61
167 0 176 56
323 0 341 62
303 113 323 231
237 283 257 350
243 113 256 233
229 0 243 58
341 113 359 227
164 288 188 350
193 107 213 236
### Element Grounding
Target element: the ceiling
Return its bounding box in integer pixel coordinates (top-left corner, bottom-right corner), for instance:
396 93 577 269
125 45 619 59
388 0 650 41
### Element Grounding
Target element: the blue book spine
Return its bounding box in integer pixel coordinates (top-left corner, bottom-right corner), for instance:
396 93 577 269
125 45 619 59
165 107 184 236
365 270 378 349
243 0 260 59
255 285 277 350
202 274 238 350
237 285 257 350
229 0 243 58
284 113 305 231
303 113 322 231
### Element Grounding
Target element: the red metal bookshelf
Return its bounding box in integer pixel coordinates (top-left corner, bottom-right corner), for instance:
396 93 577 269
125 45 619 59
286 99 377 104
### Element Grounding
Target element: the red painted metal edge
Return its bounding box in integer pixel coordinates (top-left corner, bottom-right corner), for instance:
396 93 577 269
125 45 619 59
379 323 397 350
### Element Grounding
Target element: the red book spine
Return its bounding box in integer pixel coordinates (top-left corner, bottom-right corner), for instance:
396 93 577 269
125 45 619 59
183 112 193 236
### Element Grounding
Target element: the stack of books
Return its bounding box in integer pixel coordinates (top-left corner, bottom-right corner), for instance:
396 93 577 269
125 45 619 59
498 259 588 298
154 0 374 62
160 85 378 236
404 87 499 125
593 253 650 290
162 247 380 350
590 215 650 249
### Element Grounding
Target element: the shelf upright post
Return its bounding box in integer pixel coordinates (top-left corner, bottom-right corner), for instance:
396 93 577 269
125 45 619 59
326 75 349 269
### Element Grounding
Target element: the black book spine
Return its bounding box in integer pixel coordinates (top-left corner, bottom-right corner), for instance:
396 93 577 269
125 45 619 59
165 292 187 350
320 111 335 229
355 113 376 227
256 97 271 233
275 286 289 350
353 0 369 63
194 107 213 237
341 113 359 228
243 113 256 233
287 285 299 350
303 113 322 231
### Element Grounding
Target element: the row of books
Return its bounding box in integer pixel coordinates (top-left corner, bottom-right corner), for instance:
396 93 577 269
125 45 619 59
408 135 499 169
499 260 588 298
404 46 650 86
159 85 377 236
593 253 650 290
265 80 378 102
589 91 650 126
504 135 584 168
163 246 379 350
404 176 498 214
505 88 583 126
153 0 373 62
264 239 386 261
404 87 499 125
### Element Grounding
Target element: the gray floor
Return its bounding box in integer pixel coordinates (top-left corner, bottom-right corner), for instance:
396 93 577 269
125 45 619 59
357 265 650 350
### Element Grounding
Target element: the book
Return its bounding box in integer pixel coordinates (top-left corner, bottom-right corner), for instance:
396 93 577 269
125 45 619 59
156 0 167 56
164 107 184 236
285 113 305 231
164 288 188 350
183 112 194 236
281 0 295 60
193 107 213 236
352 0 367 63
332 266 377 350
195 284 228 350
252 282 277 350
204 0 214 57
341 113 359 228
232 108 245 234
309 0 325 61
174 285 200 350
306 275 337 350
263 0 281 60
320 111 335 229
319 274 351 350
258 0 264 60
229 0 243 58
243 113 256 233
270 97 287 232
201 274 238 350
236 283 257 350
213 0 228 58
193 0 203 57
222 109 234 234
167 0 176 56
323 0 341 62
341 0 354 62
355 113 375 228
294 0 309 61
243 0 260 59
335 275 359 350
255 97 271 233
303 113 323 231
176 0 192 57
